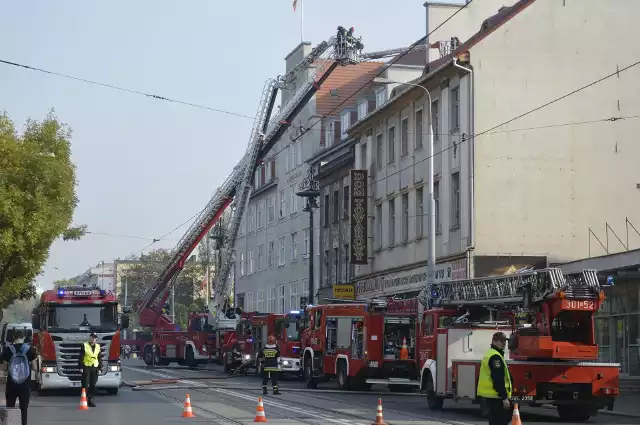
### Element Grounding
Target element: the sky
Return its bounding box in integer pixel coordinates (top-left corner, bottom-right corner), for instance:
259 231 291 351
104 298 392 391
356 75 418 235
0 0 440 290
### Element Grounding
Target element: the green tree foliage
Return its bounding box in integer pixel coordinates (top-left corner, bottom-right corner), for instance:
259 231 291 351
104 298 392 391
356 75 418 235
0 110 86 309
53 277 79 287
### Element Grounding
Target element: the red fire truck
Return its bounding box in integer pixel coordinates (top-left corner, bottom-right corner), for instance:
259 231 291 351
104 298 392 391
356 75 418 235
419 268 618 422
31 285 126 394
274 310 304 376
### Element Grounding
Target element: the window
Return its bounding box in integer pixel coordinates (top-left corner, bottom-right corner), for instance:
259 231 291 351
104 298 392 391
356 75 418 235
432 100 439 140
296 140 302 166
434 181 440 232
265 161 272 182
285 146 290 172
268 195 275 223
402 193 409 242
254 169 260 189
376 133 383 169
343 243 350 281
279 189 286 219
290 141 296 169
257 290 265 313
278 236 286 266
246 292 254 312
323 251 329 285
324 194 330 227
341 112 350 139
343 185 349 218
415 109 423 149
325 122 335 148
451 172 460 227
375 88 386 108
267 287 276 313
301 278 309 299
289 282 299 313
248 206 255 232
304 228 310 255
416 187 424 238
389 199 395 246
258 200 265 228
278 285 285 313
333 189 339 223
268 240 275 268
240 252 245 276
358 101 367 120
291 232 298 260
450 87 460 131
248 248 254 274
290 185 298 214
376 204 383 249
401 118 408 156
258 244 264 270
334 247 339 283
388 126 395 163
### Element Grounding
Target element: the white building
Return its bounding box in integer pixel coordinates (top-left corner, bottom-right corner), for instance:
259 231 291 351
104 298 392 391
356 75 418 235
76 261 116 293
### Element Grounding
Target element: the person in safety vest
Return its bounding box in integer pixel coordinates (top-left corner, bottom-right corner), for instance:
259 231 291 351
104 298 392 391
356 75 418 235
476 332 513 425
258 335 281 395
78 332 103 407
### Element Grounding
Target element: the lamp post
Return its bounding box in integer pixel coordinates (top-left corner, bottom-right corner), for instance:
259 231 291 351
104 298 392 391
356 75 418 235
374 78 436 287
296 166 320 305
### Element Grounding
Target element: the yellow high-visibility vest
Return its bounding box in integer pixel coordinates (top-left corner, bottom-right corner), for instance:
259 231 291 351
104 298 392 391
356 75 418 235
82 342 100 367
476 348 512 399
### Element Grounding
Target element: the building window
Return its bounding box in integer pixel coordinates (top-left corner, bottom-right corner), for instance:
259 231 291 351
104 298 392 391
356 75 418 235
268 195 275 223
376 133 383 169
285 146 290 172
268 240 275 268
248 248 254 274
304 228 310 255
375 88 386 108
279 189 286 219
323 251 329 285
278 236 286 266
434 181 440 232
358 101 367 120
240 252 245 276
343 243 350 281
333 189 339 223
246 292 254 312
290 141 296 169
341 112 350 140
291 232 298 261
432 100 439 140
248 206 255 232
325 121 335 148
389 199 395 246
343 185 349 218
289 282 299 312
301 279 309 299
451 172 460 227
267 287 276 313
333 247 339 284
278 285 285 313
388 126 395 164
291 185 298 214
450 87 460 131
415 109 423 149
257 290 265 312
323 194 330 227
401 118 408 156
258 244 264 270
376 204 383 249
416 187 424 238
265 161 272 182
258 200 265 228
402 193 409 242
296 140 302 166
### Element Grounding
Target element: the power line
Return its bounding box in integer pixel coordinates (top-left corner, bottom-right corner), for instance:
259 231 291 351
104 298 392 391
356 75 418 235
0 59 255 120
85 231 178 242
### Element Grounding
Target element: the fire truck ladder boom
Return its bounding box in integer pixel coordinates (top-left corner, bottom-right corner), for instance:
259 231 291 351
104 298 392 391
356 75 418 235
425 268 601 309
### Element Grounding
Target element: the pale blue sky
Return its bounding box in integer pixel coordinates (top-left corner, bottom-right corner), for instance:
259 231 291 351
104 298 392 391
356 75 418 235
1 0 435 290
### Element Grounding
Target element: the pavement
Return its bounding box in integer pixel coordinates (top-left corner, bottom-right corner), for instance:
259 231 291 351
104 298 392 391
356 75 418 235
20 359 640 425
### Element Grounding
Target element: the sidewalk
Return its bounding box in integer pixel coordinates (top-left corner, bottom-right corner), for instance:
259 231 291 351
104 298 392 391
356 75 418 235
602 394 640 418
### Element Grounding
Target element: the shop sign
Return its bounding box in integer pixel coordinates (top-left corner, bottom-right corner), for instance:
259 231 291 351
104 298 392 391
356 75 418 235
350 170 368 264
386 298 418 314
332 284 355 300
354 259 467 297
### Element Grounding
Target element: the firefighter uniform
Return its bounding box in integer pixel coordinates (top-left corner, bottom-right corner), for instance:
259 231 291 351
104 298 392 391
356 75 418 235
477 332 513 425
78 332 102 407
258 336 281 395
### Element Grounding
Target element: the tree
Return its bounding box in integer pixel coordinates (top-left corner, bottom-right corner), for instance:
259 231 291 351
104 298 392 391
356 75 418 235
53 277 79 287
0 110 86 308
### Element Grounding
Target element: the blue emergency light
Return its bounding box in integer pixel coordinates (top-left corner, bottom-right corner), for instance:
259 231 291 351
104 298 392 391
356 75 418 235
99 289 107 296
57 289 65 297
604 276 616 287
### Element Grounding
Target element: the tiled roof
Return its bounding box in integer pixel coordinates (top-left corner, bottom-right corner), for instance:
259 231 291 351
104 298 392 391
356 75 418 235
391 40 428 67
315 61 384 117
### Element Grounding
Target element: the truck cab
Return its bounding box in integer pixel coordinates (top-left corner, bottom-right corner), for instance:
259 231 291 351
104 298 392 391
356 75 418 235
274 311 303 376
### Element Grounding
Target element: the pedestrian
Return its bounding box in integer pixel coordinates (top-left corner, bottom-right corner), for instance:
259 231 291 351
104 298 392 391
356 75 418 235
0 329 36 425
258 335 281 395
476 332 513 425
78 332 102 407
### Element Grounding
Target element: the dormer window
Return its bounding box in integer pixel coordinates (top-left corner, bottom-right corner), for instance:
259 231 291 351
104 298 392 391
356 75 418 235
358 101 367 120
375 87 387 108
340 111 350 140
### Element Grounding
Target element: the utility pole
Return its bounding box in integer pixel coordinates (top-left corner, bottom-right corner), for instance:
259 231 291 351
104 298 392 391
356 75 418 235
297 166 320 305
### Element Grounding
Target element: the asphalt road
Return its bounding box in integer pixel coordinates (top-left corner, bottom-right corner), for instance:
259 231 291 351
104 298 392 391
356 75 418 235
24 359 638 425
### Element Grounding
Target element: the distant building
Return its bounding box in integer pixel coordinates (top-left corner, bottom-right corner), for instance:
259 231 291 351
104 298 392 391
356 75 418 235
76 262 116 292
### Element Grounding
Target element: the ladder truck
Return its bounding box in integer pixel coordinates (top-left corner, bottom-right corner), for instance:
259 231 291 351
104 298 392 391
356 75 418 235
417 268 619 422
123 26 363 368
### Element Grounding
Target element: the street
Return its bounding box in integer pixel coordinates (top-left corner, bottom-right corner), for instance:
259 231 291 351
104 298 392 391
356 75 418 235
24 359 639 425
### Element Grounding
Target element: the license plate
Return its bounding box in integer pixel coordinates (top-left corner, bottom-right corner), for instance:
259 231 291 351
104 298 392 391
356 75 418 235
369 361 379 368
71 382 82 388
510 395 533 401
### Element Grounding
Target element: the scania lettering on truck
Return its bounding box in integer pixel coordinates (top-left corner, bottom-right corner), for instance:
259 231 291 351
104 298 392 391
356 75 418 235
31 285 128 394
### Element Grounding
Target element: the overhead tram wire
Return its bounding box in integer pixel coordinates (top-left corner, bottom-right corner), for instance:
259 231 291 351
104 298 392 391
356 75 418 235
0 59 255 120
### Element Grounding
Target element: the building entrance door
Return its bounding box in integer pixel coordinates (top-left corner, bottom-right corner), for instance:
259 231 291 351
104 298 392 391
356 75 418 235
613 316 629 375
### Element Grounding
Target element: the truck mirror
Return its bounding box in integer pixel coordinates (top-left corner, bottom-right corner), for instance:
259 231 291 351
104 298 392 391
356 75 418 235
121 314 130 329
274 322 283 336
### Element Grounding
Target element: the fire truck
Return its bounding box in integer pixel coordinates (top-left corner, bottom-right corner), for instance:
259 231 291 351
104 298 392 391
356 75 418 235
274 311 304 376
30 285 126 394
419 268 619 422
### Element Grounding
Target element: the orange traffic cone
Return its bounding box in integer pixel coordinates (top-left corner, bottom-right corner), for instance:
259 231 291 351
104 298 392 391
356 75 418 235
78 388 89 410
511 403 522 425
371 398 387 425
182 393 195 418
399 337 409 360
254 396 268 422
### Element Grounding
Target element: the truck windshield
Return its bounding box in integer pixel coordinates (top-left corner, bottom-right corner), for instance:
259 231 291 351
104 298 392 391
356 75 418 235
45 304 118 332
283 321 300 342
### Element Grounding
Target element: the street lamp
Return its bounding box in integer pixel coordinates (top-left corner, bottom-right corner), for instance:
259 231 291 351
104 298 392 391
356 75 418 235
373 77 436 288
296 166 320 305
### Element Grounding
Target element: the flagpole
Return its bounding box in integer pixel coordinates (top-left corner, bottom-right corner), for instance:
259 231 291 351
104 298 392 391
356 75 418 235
300 0 304 42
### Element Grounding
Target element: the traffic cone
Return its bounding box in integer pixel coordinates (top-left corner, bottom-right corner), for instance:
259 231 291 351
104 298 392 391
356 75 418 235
399 337 409 360
371 398 387 425
182 393 195 418
511 403 522 425
254 396 268 422
78 388 89 410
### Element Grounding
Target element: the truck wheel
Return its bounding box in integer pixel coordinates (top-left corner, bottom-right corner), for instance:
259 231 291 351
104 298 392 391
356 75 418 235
186 346 197 368
106 388 119 395
426 375 444 410
304 362 317 389
143 345 154 366
337 363 350 390
223 354 231 373
557 405 591 422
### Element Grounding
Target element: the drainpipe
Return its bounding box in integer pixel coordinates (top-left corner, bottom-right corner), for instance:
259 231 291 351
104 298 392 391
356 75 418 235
453 56 475 269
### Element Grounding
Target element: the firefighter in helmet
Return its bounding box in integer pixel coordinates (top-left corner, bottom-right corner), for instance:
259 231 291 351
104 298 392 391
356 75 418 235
258 335 281 395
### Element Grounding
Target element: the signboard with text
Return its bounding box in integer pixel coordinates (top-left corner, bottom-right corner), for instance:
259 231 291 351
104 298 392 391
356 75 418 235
350 169 368 265
332 284 355 300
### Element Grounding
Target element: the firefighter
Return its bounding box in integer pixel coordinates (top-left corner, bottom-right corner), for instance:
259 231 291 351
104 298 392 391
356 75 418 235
477 332 513 425
258 335 281 395
78 332 102 407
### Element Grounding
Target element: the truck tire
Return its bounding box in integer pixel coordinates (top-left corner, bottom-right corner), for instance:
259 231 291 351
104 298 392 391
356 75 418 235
106 388 119 395
425 374 444 410
186 346 197 368
337 362 350 390
143 345 154 366
304 361 317 389
557 405 591 422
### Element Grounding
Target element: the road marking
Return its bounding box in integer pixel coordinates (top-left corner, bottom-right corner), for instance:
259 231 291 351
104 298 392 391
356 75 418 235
122 365 205 387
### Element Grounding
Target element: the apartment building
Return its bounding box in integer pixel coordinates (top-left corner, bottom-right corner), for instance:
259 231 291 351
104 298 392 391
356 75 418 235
345 0 640 300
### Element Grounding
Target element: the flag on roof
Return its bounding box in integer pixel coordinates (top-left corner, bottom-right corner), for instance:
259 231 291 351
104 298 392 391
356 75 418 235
293 0 298 11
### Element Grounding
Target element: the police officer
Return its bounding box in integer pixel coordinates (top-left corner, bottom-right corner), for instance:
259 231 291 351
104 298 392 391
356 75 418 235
477 332 513 425
78 332 102 407
258 335 281 395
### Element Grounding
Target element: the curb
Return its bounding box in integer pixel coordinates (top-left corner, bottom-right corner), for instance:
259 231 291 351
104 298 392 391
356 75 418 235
542 404 640 419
